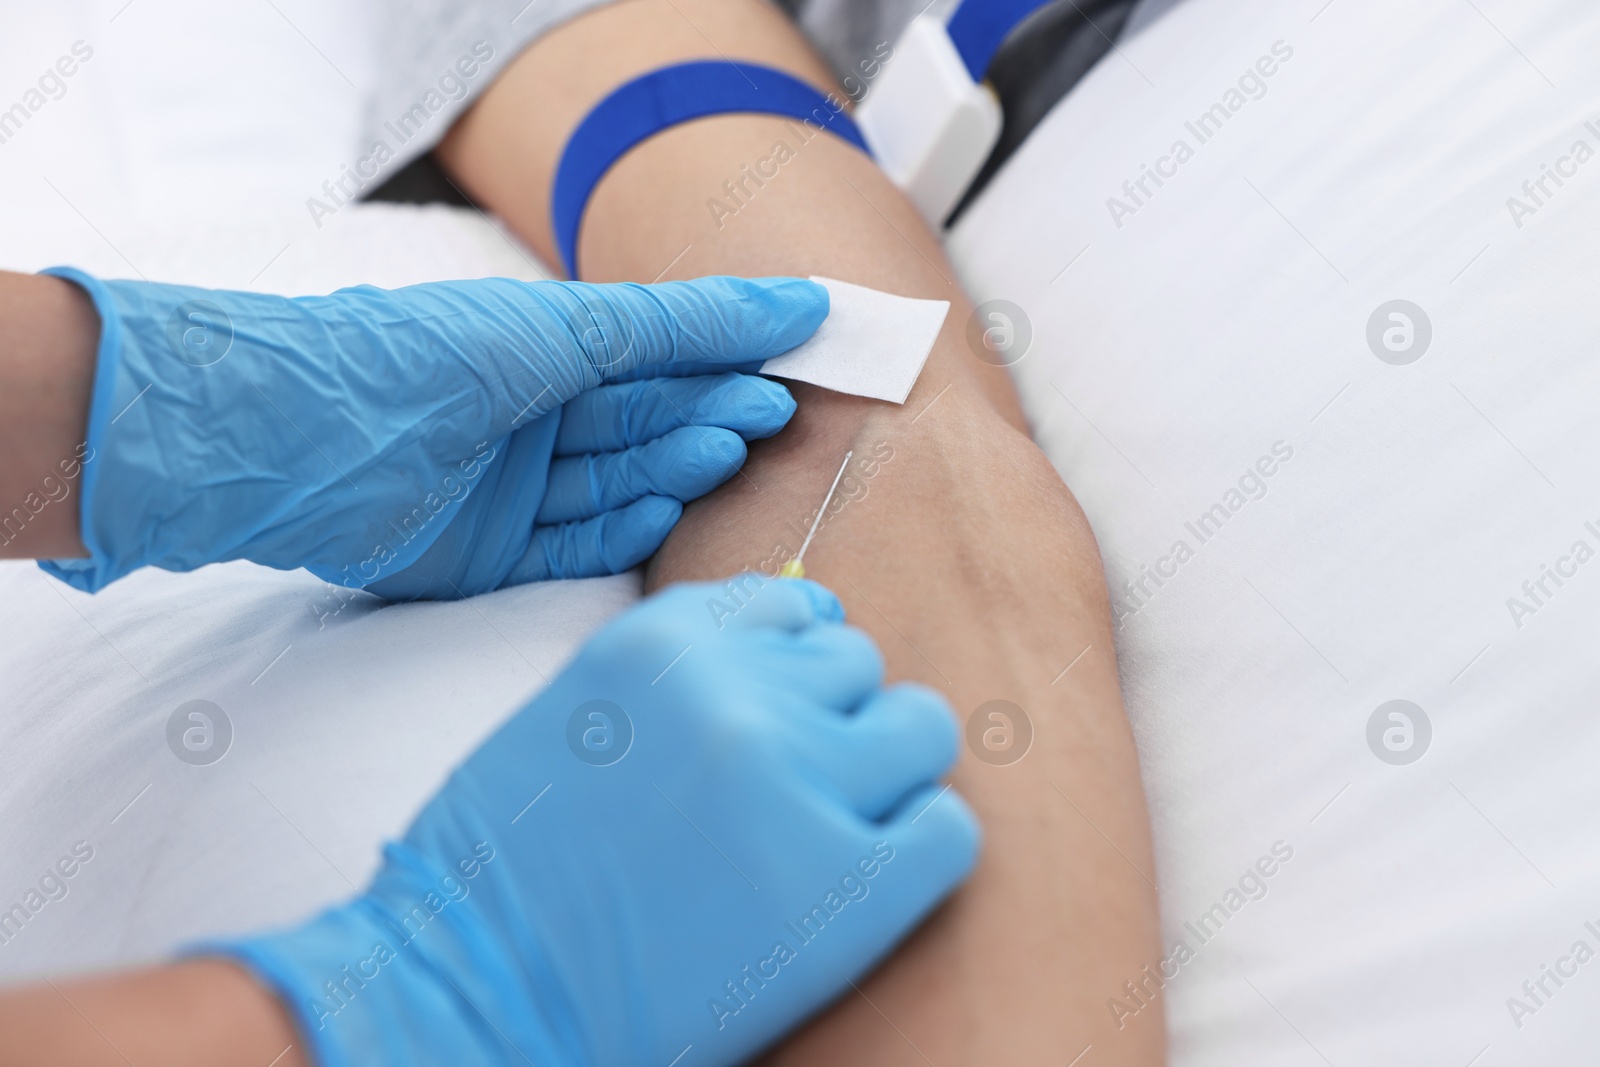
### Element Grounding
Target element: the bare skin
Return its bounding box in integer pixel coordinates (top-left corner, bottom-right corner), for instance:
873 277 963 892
0 271 95 559
0 961 307 1067
439 1 1165 1063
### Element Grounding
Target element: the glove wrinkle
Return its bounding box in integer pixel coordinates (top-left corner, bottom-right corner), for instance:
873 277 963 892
38 269 823 599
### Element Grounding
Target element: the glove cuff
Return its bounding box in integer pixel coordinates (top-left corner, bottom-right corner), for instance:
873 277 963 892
198 898 476 1067
31 268 480 594
36 267 128 592
193 841 571 1067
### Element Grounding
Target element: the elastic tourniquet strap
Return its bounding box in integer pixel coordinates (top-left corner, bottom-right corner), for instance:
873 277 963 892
550 60 871 278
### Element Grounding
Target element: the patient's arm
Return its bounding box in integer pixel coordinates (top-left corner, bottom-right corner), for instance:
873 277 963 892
437 2 1165 1062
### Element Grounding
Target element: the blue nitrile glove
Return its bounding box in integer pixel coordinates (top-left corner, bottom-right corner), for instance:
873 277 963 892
40 268 825 597
207 578 979 1067
361 372 793 601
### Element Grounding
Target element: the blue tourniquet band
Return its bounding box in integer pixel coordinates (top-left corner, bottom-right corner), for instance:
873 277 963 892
946 0 1061 81
550 60 870 278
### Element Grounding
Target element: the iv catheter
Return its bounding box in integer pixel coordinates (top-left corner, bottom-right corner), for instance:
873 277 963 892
778 450 854 579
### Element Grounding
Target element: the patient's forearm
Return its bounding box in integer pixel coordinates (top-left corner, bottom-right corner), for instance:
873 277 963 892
440 2 1164 1062
0 271 95 559
0 961 306 1067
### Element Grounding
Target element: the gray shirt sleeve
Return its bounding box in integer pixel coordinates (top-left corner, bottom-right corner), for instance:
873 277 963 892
358 0 622 173
355 0 1189 183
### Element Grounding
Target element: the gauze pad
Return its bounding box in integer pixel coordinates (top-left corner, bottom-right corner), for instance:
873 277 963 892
760 276 949 404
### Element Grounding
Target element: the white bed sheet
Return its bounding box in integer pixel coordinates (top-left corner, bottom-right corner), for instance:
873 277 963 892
950 0 1600 1062
2 0 1599 1064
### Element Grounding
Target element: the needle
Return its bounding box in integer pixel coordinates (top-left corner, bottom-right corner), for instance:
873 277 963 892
780 450 853 579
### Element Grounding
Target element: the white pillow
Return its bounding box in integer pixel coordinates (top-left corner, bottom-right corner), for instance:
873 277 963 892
0 0 381 272
951 0 1600 1060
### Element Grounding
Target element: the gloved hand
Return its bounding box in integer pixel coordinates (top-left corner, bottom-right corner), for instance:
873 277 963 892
40 269 825 597
208 578 979 1067
362 372 794 601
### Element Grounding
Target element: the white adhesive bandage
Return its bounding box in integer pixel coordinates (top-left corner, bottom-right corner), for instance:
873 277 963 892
760 276 949 405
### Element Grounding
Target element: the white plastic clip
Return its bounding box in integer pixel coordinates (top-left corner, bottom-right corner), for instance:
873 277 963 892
855 14 1003 227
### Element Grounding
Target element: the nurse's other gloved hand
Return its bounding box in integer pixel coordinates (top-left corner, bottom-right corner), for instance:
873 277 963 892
38 269 825 596
207 578 979 1067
